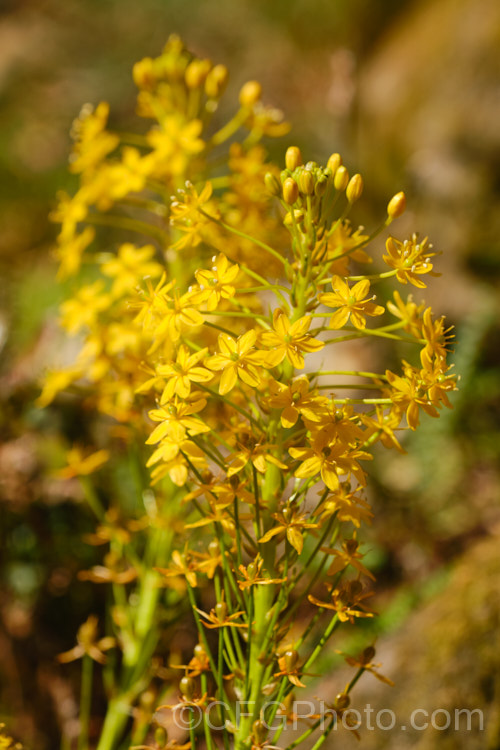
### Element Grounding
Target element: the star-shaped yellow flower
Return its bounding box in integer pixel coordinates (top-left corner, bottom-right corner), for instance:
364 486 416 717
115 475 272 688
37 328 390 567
319 276 384 330
260 309 324 369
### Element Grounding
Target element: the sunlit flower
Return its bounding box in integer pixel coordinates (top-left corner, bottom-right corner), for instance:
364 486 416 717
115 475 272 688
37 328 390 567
319 276 384 330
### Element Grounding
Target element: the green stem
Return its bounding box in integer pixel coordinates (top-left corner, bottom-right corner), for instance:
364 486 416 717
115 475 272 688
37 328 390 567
199 208 286 267
78 655 93 750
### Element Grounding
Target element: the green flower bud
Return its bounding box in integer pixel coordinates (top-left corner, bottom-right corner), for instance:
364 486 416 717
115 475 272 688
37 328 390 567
180 676 195 700
265 172 282 196
154 726 168 747
298 169 315 195
215 601 227 620
208 539 220 557
194 643 206 660
284 649 299 671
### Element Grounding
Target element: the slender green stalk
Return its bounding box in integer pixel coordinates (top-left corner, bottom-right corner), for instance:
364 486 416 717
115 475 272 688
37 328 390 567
78 655 93 750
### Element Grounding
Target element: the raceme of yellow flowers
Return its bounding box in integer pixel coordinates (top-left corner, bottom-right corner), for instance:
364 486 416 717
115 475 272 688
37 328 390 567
39 35 456 750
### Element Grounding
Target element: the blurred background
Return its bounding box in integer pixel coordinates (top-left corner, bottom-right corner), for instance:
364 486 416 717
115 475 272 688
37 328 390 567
0 0 499 747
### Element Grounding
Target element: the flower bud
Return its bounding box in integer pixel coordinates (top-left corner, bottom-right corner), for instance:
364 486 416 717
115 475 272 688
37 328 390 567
362 645 376 663
346 173 364 203
327 153 342 173
208 539 220 557
194 643 206 660
239 80 262 107
334 692 350 710
285 146 303 171
205 64 229 98
133 57 156 89
180 676 195 700
215 601 227 620
154 726 168 747
315 175 328 196
283 177 299 205
185 59 211 89
284 649 299 671
298 169 315 195
387 191 406 219
334 165 349 191
265 172 282 196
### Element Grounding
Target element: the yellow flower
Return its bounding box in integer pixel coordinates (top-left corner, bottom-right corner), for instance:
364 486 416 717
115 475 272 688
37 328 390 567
56 447 110 479
157 549 199 589
361 406 406 453
319 276 384 329
385 363 439 430
226 434 288 477
36 366 83 408
54 226 95 279
146 395 209 444
170 182 216 250
383 234 438 288
323 537 375 580
422 358 457 410
317 486 373 528
0 724 23 750
69 102 120 174
50 190 88 243
192 253 240 311
147 116 204 178
387 290 425 338
308 580 374 623
260 309 324 369
58 615 115 664
157 345 213 401
290 432 370 491
259 507 318 555
102 243 164 297
420 307 454 369
266 376 327 428
59 280 110 334
314 220 371 275
206 330 267 395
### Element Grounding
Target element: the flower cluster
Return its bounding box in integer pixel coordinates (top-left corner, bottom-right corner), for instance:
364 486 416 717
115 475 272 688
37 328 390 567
42 38 456 750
